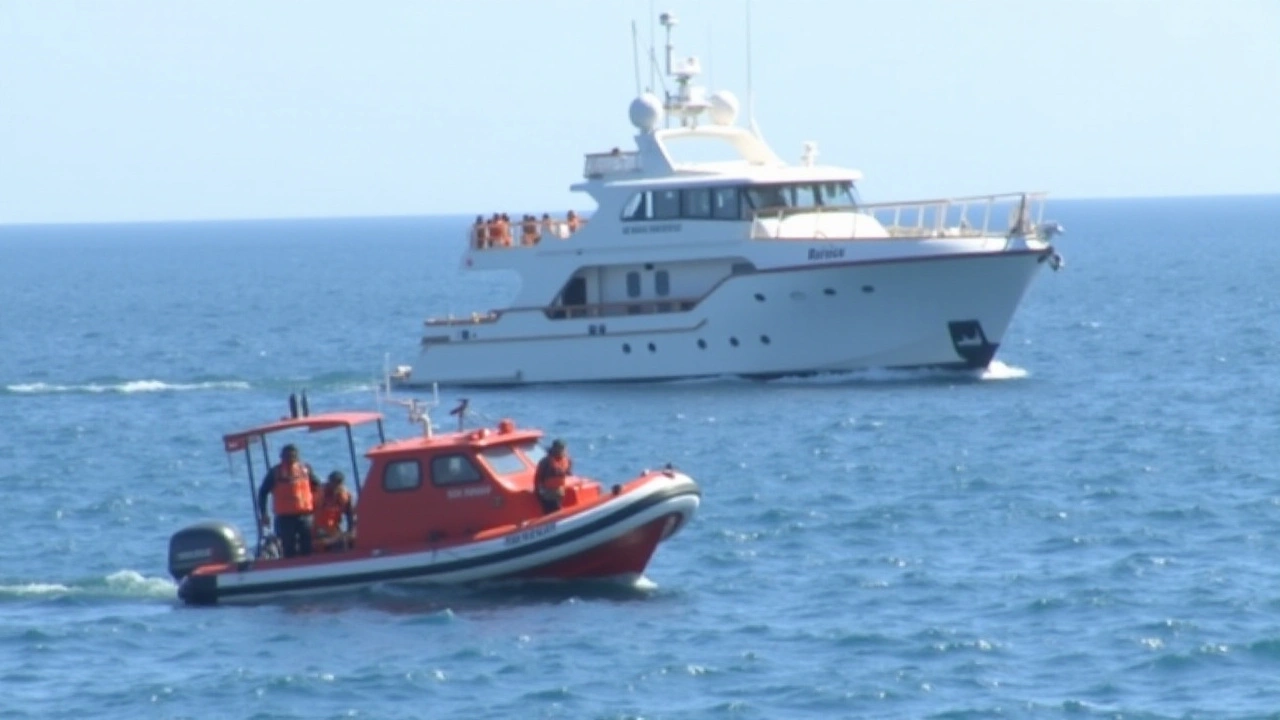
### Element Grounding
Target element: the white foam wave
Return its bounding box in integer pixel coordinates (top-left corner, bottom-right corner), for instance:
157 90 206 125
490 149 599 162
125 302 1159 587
0 582 73 596
5 380 251 394
980 360 1029 381
0 570 175 600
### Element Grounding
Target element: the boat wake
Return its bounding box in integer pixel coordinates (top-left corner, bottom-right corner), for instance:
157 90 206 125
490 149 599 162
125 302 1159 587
0 570 175 602
3 380 251 395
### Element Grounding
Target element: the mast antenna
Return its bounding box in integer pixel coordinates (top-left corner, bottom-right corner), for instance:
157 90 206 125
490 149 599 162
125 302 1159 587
746 0 761 138
631 20 643 95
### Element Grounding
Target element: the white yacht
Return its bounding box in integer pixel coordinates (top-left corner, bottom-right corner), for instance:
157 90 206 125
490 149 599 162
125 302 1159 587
395 13 1064 387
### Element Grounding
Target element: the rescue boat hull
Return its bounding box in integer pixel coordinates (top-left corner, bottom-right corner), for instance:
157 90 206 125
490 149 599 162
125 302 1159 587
178 475 698 605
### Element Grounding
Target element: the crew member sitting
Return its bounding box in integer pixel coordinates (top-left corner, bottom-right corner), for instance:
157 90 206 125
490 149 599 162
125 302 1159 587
313 471 356 551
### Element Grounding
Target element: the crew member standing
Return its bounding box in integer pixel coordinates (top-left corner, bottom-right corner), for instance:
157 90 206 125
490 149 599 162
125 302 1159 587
257 444 320 557
534 439 572 514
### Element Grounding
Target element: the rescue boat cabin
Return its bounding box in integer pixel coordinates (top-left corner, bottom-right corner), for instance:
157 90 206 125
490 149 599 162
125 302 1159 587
223 412 603 555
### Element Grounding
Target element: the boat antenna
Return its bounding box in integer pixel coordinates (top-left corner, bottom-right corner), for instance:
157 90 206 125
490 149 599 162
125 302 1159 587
449 398 470 432
648 0 656 92
742 0 757 137
631 20 643 96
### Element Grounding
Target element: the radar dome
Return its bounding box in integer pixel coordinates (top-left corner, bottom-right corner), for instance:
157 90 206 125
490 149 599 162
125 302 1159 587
707 91 739 126
629 93 664 133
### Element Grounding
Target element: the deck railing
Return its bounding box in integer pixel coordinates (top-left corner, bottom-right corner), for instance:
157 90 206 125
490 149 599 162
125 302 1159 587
750 191 1049 240
469 214 586 250
583 151 641 178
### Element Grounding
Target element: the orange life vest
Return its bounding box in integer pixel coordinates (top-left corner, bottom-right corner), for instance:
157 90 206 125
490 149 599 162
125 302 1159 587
271 461 314 515
314 487 351 534
540 455 571 493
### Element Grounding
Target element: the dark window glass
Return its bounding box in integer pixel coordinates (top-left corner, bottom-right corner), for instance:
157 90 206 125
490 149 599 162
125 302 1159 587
652 189 681 219
622 192 651 221
655 270 670 297
383 460 421 492
430 454 483 486
712 187 741 219
682 188 711 218
480 446 527 476
626 271 641 298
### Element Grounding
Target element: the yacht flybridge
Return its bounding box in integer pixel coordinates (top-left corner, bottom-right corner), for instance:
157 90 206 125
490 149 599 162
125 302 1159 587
394 12 1064 387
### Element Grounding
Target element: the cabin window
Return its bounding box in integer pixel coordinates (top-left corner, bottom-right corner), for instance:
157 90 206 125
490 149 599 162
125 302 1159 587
430 454 483 486
655 270 670 297
682 188 712 218
818 182 856 207
712 187 740 220
518 441 547 466
626 271 641 298
480 446 527 476
652 189 681 219
383 460 422 492
791 184 817 208
622 192 651 221
745 186 787 211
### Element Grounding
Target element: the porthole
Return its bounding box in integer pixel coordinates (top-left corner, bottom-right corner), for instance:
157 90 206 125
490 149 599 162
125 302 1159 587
622 343 631 354
730 337 740 347
697 339 707 350
648 342 656 353
753 293 766 302
761 335 771 345
823 288 836 296
862 285 875 293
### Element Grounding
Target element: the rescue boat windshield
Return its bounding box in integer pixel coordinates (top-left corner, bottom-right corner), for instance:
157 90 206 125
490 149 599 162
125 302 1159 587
478 445 529 476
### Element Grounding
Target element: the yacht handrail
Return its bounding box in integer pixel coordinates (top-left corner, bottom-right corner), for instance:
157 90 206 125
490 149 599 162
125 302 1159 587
583 150 642 178
424 296 703 327
751 191 1048 240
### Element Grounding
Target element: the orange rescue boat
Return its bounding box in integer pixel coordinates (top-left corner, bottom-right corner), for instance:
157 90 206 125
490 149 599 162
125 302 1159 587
168 397 699 605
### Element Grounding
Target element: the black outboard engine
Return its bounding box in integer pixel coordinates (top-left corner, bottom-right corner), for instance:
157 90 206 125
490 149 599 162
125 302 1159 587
168 521 247 580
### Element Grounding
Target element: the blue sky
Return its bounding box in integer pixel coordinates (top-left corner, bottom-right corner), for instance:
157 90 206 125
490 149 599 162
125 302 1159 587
1 0 1277 224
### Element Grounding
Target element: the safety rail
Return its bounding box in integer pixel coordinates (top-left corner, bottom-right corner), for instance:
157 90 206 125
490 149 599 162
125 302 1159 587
469 214 586 250
750 191 1049 240
583 150 641 178
423 296 702 328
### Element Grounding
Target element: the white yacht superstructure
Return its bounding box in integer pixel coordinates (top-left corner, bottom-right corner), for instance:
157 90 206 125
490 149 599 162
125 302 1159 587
395 13 1064 387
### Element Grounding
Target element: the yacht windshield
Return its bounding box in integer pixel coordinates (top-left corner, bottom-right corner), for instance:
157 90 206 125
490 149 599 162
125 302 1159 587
745 182 858 211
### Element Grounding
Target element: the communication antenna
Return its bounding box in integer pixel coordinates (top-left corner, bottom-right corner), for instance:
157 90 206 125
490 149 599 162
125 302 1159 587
746 0 761 138
648 0 656 92
631 20 643 95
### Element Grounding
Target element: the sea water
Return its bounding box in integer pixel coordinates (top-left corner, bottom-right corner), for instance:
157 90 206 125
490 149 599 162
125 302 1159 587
2 195 1279 719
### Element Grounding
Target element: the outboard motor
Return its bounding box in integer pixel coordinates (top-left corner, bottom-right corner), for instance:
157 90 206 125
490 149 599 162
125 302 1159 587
168 521 247 580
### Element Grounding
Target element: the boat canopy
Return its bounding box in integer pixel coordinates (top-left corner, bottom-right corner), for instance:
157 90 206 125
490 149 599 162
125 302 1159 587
223 412 385 452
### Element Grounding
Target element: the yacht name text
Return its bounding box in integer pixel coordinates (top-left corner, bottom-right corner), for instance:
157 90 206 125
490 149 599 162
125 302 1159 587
623 223 683 235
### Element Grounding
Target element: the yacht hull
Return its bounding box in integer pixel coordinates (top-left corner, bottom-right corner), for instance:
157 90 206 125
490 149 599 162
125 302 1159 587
399 248 1052 386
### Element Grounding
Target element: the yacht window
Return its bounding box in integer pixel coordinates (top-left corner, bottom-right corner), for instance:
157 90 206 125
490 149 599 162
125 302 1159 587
622 192 651 221
682 188 712 218
655 270 670 297
712 187 741 220
479 445 527 476
652 189 681 219
791 184 817 208
818 182 856 207
383 460 421 492
746 186 788 211
430 454 483 486
626 271 641 298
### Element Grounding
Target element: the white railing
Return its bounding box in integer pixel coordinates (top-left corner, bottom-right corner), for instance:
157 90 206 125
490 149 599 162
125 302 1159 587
750 191 1049 240
468 214 586 250
583 151 641 178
